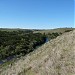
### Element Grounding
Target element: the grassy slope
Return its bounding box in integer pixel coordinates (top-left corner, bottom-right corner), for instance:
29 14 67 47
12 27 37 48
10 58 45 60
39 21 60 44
0 30 75 75
33 28 75 34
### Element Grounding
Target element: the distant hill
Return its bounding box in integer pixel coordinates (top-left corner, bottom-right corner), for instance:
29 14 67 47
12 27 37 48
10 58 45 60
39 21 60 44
33 28 75 34
0 28 75 33
0 28 22 31
0 29 75 75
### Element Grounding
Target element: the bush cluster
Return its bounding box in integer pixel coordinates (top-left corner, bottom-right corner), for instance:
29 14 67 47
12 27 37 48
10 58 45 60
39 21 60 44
0 30 46 60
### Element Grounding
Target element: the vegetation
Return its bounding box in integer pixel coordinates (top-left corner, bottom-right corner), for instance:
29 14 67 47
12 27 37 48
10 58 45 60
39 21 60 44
0 28 75 75
0 28 73 61
46 32 60 40
64 30 72 32
0 30 46 61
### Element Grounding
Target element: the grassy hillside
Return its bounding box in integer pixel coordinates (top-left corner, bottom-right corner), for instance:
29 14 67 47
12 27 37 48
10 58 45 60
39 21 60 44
33 28 75 34
0 28 74 33
0 29 75 75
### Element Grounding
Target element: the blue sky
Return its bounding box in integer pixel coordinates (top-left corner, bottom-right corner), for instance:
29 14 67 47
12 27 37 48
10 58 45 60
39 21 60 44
0 0 74 29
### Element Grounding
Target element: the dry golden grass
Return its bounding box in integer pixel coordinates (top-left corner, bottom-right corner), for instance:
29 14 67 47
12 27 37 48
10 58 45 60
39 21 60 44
0 30 75 75
33 28 75 34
